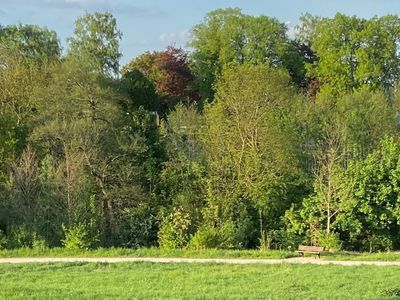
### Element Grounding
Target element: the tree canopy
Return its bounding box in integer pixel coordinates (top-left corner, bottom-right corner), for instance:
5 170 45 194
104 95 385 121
2 9 400 253
190 8 304 102
68 12 122 76
305 13 400 97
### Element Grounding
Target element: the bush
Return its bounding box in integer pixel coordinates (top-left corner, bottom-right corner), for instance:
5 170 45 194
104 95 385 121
318 231 342 252
62 223 98 250
116 204 157 248
32 234 49 251
188 221 240 250
189 226 219 249
8 225 34 248
0 229 7 249
365 235 392 252
158 207 191 249
258 229 304 251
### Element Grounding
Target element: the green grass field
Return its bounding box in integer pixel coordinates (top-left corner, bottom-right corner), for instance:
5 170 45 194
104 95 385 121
322 251 400 261
0 247 295 259
3 247 400 262
1 262 400 299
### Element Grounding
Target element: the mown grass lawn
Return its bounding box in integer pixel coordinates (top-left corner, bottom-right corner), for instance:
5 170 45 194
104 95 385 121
1 262 400 299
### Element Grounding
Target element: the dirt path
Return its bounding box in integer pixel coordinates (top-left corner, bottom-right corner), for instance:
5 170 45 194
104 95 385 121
1 256 400 266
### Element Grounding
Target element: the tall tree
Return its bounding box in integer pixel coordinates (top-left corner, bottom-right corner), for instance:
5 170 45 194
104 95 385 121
293 13 322 96
68 12 122 76
289 90 398 245
0 50 48 125
202 63 303 248
189 8 303 102
0 24 60 62
122 46 195 112
307 14 400 97
337 137 400 251
27 54 120 244
121 69 159 112
159 104 206 224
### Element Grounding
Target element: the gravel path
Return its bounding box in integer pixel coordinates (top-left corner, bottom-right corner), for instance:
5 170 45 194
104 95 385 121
0 256 400 266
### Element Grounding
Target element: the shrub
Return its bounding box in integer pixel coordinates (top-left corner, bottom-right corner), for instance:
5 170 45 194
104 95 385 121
116 204 157 248
158 207 191 249
188 221 239 250
217 221 239 248
8 225 34 248
318 231 342 252
189 226 220 249
62 223 98 250
365 234 392 252
258 229 304 251
0 229 7 249
32 233 49 251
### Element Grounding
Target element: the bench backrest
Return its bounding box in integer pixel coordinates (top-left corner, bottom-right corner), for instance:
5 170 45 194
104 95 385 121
298 245 324 252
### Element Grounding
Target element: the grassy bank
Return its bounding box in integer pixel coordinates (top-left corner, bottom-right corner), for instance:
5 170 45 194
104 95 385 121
321 251 400 261
1 262 400 299
3 247 400 262
0 247 295 259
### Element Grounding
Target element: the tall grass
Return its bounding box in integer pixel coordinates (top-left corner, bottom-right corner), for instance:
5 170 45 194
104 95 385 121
3 246 400 261
0 247 295 259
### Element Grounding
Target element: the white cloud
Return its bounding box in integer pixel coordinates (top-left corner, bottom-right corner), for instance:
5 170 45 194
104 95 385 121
159 29 191 44
64 0 104 3
8 0 166 17
286 20 297 39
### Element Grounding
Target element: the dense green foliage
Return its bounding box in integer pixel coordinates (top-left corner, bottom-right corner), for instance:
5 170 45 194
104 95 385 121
122 46 195 112
305 14 400 97
68 12 122 76
189 8 305 102
1 262 400 299
2 9 400 253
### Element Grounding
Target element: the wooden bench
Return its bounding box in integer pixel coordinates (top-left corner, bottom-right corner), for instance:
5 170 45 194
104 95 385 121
296 245 324 258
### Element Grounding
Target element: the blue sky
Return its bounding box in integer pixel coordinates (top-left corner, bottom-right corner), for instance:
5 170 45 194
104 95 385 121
1 0 400 65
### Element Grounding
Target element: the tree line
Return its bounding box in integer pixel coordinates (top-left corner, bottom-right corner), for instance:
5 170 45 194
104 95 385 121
1 8 400 252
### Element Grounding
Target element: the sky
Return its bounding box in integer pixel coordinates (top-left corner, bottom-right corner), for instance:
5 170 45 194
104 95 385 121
1 0 400 65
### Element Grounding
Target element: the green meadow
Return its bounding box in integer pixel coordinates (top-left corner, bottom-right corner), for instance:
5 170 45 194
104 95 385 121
3 247 400 262
1 262 400 299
